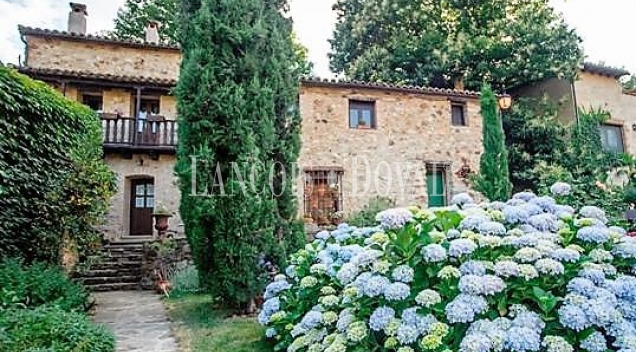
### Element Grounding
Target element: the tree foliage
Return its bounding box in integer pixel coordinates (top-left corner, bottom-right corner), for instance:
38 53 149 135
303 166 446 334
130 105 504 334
502 96 569 192
175 0 304 310
329 0 582 91
0 66 115 264
113 0 179 44
472 83 512 201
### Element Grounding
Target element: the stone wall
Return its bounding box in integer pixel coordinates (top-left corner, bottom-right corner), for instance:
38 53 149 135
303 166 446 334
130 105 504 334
25 36 180 80
101 154 182 240
574 72 636 155
297 84 483 217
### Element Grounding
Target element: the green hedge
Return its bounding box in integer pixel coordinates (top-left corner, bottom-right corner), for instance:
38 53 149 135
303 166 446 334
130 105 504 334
0 305 114 352
0 65 115 263
0 259 89 311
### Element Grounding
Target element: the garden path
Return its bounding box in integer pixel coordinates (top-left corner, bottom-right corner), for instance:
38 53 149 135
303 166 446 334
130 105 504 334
93 291 179 352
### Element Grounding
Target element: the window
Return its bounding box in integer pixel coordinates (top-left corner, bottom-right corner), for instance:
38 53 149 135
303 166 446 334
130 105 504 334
426 164 448 207
599 124 624 153
349 100 376 129
81 90 103 112
303 169 343 225
451 102 466 126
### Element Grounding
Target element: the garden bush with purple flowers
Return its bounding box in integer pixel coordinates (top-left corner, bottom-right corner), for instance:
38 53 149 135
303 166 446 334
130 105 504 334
259 183 636 352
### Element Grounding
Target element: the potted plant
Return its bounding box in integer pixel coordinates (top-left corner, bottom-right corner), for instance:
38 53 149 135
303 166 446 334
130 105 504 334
357 119 370 129
153 203 173 236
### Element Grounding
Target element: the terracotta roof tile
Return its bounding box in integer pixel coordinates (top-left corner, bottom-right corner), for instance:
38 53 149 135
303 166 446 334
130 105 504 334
18 25 180 51
15 66 177 87
300 76 481 98
582 62 630 79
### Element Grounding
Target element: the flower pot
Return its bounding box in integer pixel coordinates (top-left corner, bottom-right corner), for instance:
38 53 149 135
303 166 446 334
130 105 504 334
153 213 172 233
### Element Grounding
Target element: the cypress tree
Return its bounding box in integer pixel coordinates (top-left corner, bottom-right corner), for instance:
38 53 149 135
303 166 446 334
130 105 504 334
175 0 303 310
473 84 513 201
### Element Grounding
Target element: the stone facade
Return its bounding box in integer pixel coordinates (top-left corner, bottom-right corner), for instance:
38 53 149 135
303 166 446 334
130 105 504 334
101 154 182 240
24 35 180 81
297 83 483 218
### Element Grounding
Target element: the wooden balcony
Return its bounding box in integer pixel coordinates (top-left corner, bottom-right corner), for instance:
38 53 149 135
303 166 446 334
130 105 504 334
101 114 178 154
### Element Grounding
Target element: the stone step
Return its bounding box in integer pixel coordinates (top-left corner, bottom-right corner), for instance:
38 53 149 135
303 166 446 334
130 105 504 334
88 282 142 292
82 275 140 286
77 269 142 278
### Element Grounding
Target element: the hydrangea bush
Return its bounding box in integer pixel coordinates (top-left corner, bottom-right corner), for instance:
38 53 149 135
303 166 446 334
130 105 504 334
260 184 636 352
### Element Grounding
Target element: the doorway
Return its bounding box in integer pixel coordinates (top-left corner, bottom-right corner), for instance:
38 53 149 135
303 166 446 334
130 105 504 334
129 178 155 236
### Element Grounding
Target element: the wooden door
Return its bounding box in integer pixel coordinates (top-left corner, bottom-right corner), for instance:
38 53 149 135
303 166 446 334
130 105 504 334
427 170 447 207
130 179 154 236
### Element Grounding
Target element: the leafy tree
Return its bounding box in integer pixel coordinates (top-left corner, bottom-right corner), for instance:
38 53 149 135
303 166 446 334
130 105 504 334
472 83 512 201
113 0 179 44
175 0 303 310
329 0 582 91
502 96 569 192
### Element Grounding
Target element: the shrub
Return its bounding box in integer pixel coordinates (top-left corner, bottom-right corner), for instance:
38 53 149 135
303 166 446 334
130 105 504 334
0 66 115 264
260 183 636 352
0 305 114 352
0 259 89 311
345 197 395 227
168 264 201 297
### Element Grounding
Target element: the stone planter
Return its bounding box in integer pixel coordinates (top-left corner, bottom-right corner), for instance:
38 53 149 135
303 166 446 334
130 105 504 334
153 213 172 236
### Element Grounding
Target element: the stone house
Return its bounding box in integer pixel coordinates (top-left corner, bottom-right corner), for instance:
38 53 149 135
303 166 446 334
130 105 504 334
518 62 634 155
17 3 486 240
17 3 182 242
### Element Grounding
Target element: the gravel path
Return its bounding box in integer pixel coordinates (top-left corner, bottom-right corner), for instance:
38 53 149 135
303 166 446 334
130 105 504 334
93 291 179 352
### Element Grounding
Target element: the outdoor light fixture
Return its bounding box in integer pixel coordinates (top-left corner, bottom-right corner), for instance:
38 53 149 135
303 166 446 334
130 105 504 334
498 93 513 111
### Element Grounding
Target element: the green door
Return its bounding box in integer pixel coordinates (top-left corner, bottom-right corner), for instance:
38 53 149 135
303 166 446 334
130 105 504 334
427 170 446 207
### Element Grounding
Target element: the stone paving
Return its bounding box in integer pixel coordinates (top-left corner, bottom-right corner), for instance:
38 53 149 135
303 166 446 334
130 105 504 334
92 291 179 352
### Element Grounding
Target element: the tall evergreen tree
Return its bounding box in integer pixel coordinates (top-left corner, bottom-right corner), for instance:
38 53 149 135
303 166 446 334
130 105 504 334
113 0 179 44
472 84 512 201
175 0 303 310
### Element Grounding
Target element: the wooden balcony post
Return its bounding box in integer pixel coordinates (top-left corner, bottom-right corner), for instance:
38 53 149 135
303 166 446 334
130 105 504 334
134 86 142 145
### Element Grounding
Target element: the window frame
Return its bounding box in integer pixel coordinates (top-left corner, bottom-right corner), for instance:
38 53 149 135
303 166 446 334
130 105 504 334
598 123 625 153
303 168 344 225
349 99 377 129
450 101 467 127
80 89 104 112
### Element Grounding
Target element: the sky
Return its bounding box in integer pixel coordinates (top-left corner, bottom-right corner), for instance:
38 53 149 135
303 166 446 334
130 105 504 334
1 0 634 78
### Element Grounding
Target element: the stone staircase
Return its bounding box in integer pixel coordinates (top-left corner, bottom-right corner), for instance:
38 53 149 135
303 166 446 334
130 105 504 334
76 241 145 291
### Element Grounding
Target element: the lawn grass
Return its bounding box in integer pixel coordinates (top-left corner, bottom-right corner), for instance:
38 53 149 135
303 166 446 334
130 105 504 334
165 294 271 352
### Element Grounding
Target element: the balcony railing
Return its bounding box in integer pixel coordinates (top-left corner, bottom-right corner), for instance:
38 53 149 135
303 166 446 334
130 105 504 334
100 114 178 152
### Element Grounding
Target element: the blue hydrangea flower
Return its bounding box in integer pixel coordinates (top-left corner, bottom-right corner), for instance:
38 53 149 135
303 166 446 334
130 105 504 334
336 310 353 332
550 248 581 263
384 282 411 301
376 208 413 229
528 213 559 232
452 193 475 206
478 221 507 236
580 331 606 352
392 265 415 283
422 243 448 263
396 323 420 344
300 310 323 329
264 280 291 299
579 206 608 224
445 294 488 323
503 206 530 224
529 196 557 213
513 192 537 201
369 306 395 331
613 239 636 259
494 260 520 278
336 263 359 284
460 261 487 276
263 297 280 315
567 277 597 297
512 310 545 331
459 215 490 231
488 201 507 211
534 258 565 276
363 275 391 297
558 303 590 331
449 239 478 258
577 226 610 244
460 333 493 352
265 327 277 338
550 182 572 196
504 326 541 352
579 267 606 285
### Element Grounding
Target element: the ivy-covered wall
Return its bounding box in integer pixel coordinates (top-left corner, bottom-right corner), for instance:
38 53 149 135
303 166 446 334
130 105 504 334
0 65 116 264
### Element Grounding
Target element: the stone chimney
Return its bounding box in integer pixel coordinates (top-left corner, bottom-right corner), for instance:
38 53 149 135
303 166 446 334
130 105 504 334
68 3 87 34
145 21 160 44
